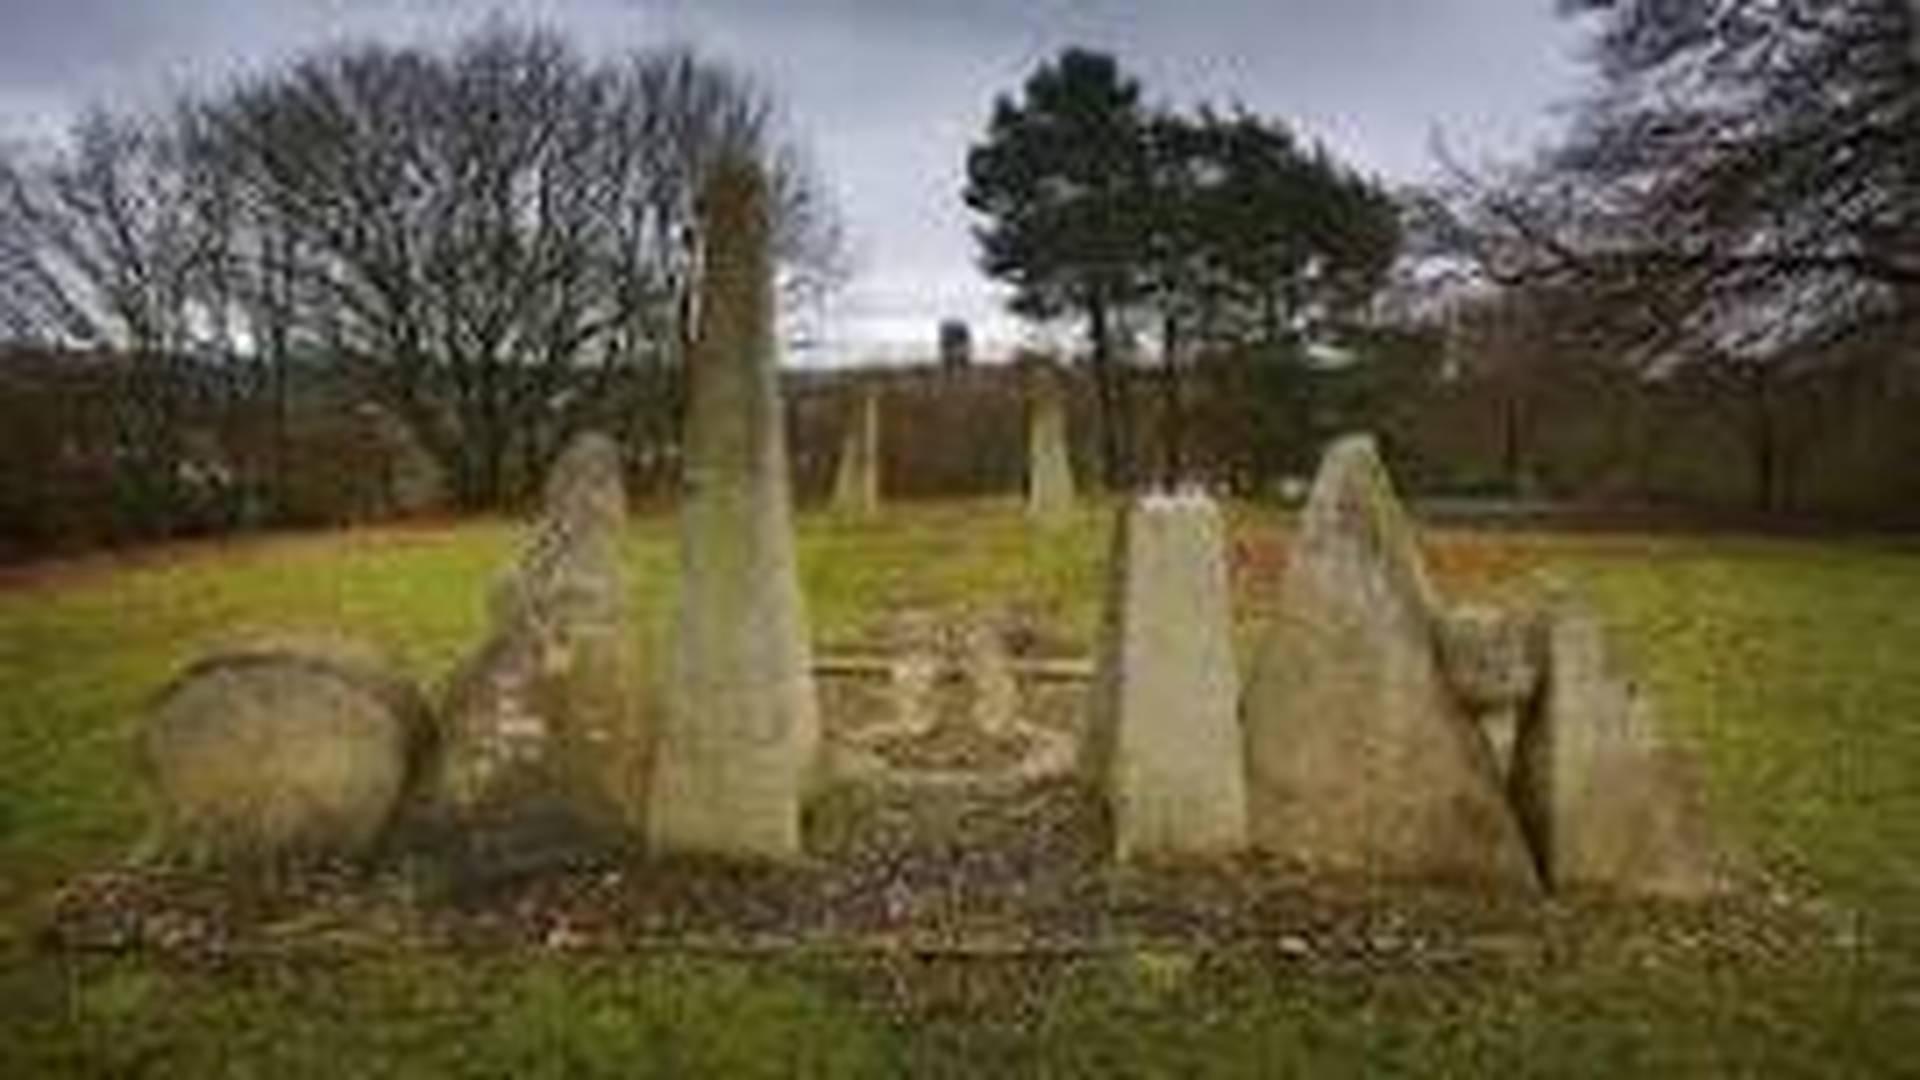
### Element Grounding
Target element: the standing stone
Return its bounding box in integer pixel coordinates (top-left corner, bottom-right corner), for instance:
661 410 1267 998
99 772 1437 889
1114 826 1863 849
831 381 881 515
1026 363 1075 523
1509 600 1725 897
1436 603 1544 781
1241 435 1537 888
138 632 430 865
1085 493 1249 860
650 157 820 859
433 432 649 860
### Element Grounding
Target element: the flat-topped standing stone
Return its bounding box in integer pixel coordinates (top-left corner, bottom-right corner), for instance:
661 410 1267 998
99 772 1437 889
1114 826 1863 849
649 157 820 860
1241 435 1537 889
1084 493 1248 861
1510 601 1726 898
831 382 881 516
1026 363 1075 523
433 432 649 860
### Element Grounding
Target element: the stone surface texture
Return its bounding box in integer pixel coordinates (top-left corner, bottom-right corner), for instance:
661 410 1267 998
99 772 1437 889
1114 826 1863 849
433 432 649 855
1085 493 1249 860
649 157 820 859
1026 365 1075 522
1510 601 1726 897
1436 603 1544 779
138 633 430 864
831 382 881 515
1241 435 1537 889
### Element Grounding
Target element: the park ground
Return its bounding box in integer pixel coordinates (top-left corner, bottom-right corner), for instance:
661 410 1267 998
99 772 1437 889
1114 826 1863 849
1 499 1918 1076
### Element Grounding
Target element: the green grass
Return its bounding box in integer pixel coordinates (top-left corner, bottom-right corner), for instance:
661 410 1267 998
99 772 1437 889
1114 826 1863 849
3 953 896 1078
2 501 1918 1075
1569 537 1920 929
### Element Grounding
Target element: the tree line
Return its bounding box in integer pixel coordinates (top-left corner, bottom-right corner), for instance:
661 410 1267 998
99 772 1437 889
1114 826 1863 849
0 23 843 538
969 13 1920 519
7 8 1920 555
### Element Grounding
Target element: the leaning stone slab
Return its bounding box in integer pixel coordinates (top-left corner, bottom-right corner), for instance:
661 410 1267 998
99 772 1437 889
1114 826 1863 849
1509 600 1727 898
432 432 650 862
649 157 820 860
1241 435 1537 889
831 381 881 515
137 632 430 866
1026 363 1075 523
1084 493 1248 861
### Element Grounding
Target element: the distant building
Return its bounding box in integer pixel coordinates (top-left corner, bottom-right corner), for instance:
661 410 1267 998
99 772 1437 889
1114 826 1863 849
938 319 973 370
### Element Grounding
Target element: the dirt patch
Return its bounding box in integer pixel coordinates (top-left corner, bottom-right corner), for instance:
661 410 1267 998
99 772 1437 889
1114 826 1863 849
45 815 1824 974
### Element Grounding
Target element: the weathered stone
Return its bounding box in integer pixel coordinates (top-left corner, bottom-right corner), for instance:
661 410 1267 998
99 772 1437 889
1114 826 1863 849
831 382 881 515
137 633 430 865
649 157 820 859
1241 435 1537 888
1436 603 1544 779
1085 493 1248 860
351 400 446 518
433 432 649 857
1026 363 1075 522
824 610 1077 786
1510 600 1726 898
959 616 1020 738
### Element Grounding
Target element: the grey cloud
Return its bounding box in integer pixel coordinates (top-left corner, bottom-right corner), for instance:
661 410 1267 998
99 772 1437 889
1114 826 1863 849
0 0 1588 354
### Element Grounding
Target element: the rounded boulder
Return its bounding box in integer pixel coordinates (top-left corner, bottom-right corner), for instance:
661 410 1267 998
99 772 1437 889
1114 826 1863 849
137 633 431 866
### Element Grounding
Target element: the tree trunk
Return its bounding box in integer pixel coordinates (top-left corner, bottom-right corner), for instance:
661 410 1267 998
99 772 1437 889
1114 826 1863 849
1260 287 1281 347
1501 386 1527 498
1750 368 1780 514
1160 310 1184 489
1087 296 1129 491
270 327 290 523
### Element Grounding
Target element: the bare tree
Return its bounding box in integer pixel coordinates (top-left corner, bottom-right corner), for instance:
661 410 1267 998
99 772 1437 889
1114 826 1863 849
1420 2 1920 511
0 109 232 534
1 24 845 526
192 27 842 509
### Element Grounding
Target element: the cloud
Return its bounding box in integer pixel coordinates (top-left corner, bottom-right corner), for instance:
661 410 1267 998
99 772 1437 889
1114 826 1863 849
0 0 1589 359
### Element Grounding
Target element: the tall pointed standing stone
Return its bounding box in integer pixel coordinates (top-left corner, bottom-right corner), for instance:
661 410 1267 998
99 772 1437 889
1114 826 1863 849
1084 493 1248 861
831 381 881 515
1241 435 1537 889
1509 600 1726 897
1026 362 1075 522
650 158 820 859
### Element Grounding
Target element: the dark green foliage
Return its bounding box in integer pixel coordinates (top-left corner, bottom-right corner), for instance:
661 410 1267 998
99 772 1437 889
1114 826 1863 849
1144 107 1400 349
963 48 1401 488
965 49 1152 487
964 49 1150 328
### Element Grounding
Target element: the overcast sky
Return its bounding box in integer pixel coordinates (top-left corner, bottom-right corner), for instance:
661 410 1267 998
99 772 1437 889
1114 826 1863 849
0 0 1594 363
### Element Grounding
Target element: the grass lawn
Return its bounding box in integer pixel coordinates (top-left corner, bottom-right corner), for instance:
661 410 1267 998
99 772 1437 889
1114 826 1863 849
1 499 1917 1076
